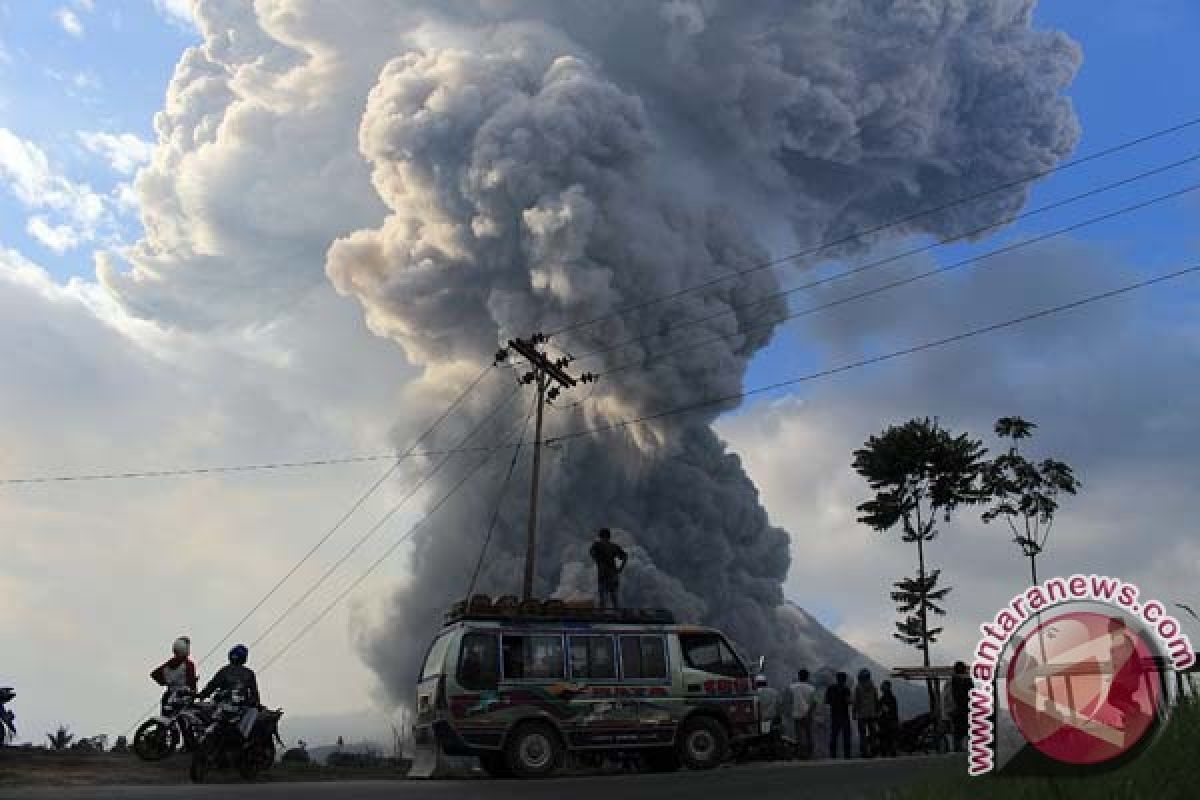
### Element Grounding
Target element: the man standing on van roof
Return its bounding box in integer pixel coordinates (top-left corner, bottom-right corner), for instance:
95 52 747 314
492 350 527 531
590 528 627 610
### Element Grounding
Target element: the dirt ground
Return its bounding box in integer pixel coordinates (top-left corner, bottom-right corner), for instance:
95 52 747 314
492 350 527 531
0 749 409 787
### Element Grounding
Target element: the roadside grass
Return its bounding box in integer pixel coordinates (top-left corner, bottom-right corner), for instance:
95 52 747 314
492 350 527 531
897 697 1199 800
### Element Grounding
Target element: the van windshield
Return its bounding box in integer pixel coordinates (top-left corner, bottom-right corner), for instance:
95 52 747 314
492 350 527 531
679 632 747 678
421 632 452 681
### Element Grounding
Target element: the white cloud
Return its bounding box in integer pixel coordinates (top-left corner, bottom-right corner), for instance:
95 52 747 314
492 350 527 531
0 127 124 252
55 7 84 38
78 131 155 175
26 216 82 253
0 242 413 743
152 0 195 29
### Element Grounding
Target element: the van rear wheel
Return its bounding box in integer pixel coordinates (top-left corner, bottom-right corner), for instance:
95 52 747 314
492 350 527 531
676 716 728 770
505 722 562 779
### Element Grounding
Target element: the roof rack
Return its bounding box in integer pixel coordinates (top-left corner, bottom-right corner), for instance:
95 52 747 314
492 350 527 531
443 594 676 626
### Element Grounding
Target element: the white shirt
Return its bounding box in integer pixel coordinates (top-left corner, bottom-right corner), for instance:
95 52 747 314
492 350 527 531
757 686 781 723
789 680 816 718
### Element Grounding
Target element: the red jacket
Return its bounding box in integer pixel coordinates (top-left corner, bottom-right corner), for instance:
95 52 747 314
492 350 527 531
151 656 198 691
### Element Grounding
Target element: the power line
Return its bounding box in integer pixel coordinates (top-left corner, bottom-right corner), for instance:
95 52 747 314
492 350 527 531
464 398 538 601
255 262 1200 675
596 180 1200 378
543 114 1200 340
197 363 499 666
1 370 517 486
248 384 523 652
1 454 403 485
258 400 535 674
119 363 497 736
543 265 1200 445
14 146 1199 490
567 152 1200 367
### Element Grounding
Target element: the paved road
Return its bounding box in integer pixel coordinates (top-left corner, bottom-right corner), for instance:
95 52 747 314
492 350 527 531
0 756 960 800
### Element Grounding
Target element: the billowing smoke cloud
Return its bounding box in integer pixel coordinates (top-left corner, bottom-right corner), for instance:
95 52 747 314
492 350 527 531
103 1 1080 698
321 2 1080 698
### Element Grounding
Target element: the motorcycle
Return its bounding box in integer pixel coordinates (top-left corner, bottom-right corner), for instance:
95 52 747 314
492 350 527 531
189 688 282 783
134 687 212 761
0 687 16 746
733 717 798 763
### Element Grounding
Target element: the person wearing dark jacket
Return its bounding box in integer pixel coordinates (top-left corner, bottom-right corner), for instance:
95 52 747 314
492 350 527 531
853 668 880 758
877 680 899 757
950 661 971 752
825 671 853 759
199 645 261 739
589 528 627 610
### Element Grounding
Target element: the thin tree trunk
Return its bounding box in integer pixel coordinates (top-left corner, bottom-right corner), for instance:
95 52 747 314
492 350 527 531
914 506 936 713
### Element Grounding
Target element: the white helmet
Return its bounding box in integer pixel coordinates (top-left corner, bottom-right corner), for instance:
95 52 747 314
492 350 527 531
172 636 191 658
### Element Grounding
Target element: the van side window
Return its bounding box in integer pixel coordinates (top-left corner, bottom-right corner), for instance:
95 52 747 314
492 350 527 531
501 634 564 680
619 635 668 680
457 632 498 691
679 632 747 678
569 636 616 680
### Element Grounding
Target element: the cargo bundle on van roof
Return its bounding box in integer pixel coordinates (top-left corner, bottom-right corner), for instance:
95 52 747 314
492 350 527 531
443 593 676 626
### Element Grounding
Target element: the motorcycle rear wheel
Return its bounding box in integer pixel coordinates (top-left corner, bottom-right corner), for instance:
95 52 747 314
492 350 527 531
134 720 179 761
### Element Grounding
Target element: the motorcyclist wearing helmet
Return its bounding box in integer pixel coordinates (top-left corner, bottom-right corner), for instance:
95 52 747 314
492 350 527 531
199 645 261 739
151 637 198 709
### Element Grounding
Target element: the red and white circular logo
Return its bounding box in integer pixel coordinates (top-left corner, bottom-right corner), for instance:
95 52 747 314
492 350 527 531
1005 611 1163 765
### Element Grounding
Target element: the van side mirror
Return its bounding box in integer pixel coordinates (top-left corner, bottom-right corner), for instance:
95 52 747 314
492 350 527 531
757 656 765 673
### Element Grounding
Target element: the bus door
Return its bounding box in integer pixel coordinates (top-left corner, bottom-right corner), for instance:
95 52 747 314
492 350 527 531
617 633 674 746
566 633 633 747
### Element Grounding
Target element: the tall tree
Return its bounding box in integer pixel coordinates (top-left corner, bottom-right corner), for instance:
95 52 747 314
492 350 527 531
980 417 1080 585
853 418 987 706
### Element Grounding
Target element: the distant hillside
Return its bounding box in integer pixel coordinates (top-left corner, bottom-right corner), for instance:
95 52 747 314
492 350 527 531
777 600 926 714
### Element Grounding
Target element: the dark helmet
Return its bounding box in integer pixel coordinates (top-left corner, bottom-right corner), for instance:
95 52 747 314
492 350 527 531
229 644 249 665
858 667 871 682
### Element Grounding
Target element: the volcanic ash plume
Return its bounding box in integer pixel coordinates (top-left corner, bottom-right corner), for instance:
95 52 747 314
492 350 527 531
316 1 1081 697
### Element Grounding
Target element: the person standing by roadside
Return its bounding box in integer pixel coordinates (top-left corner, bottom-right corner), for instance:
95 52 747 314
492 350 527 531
589 528 628 610
950 661 972 752
853 668 880 758
826 671 853 759
788 668 816 759
877 680 899 757
754 675 781 739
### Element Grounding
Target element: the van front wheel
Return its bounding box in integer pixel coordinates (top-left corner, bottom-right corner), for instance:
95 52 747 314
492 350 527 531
505 722 562 779
676 716 728 770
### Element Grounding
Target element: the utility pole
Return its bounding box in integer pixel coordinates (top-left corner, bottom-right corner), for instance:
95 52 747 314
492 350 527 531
496 333 595 602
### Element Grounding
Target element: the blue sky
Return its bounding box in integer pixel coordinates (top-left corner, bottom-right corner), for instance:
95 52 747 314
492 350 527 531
741 0 1200 391
0 1 197 276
